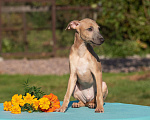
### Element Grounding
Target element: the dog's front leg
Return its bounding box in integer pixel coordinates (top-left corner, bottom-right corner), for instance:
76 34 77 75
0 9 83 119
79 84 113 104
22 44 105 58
92 62 104 113
56 73 77 112
95 71 104 113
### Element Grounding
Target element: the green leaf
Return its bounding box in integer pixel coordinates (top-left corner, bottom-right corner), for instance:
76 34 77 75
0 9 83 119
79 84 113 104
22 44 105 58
23 79 45 99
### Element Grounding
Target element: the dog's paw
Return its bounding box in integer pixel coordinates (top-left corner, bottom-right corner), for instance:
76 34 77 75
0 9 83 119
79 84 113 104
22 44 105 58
55 106 67 113
88 103 96 109
95 107 104 113
72 102 80 108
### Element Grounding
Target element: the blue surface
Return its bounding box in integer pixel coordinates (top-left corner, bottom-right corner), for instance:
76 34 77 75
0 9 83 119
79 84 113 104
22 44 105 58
0 101 150 120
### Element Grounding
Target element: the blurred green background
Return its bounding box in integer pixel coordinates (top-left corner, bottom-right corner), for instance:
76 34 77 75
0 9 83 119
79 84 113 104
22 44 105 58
1 0 150 58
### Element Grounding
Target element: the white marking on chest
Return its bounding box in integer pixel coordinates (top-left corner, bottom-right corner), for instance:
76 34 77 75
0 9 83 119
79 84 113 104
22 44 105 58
76 58 89 75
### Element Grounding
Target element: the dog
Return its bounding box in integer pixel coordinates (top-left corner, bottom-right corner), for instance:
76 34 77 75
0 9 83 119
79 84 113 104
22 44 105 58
55 18 108 113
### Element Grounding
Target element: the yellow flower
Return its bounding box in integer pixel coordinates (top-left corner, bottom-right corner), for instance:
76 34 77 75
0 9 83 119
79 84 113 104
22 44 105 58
11 105 21 114
32 98 39 110
11 94 23 106
3 101 12 111
23 93 35 105
39 97 50 110
19 99 25 107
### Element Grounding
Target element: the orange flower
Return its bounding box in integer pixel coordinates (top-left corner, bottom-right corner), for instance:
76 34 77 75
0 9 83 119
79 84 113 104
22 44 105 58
42 93 60 112
28 110 33 113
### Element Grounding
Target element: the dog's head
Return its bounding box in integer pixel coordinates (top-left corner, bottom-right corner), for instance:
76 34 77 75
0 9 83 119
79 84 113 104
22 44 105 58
66 18 104 45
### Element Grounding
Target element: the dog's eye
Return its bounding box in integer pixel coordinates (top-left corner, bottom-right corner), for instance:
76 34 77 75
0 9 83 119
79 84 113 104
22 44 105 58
87 27 93 31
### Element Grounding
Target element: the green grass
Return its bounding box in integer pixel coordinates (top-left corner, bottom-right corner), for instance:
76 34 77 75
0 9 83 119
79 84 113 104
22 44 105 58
0 72 150 106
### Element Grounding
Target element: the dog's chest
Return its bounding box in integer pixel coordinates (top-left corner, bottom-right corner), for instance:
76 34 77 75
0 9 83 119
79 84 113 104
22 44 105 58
76 58 90 75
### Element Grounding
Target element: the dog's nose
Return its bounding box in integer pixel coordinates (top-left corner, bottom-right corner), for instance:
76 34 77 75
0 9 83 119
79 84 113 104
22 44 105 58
100 38 104 42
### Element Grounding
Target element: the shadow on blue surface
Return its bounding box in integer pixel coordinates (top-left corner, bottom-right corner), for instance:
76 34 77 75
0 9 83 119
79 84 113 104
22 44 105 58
67 100 105 109
68 101 78 108
66 100 78 112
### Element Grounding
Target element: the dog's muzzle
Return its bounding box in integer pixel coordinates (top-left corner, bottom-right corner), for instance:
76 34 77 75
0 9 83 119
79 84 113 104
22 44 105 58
90 37 104 45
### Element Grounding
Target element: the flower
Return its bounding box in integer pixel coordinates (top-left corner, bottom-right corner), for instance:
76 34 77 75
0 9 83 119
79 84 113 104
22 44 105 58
23 93 35 105
39 97 50 110
32 98 39 110
19 99 25 107
3 101 12 111
11 94 23 106
11 105 21 114
28 110 33 113
3 92 60 114
42 93 60 112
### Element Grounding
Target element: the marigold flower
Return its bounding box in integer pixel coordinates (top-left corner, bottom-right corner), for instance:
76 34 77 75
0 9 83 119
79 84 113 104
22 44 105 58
32 98 39 110
53 100 60 110
39 97 50 110
28 110 33 113
11 105 21 114
11 94 23 106
23 93 35 105
3 93 60 114
42 93 60 112
3 101 12 111
19 99 25 107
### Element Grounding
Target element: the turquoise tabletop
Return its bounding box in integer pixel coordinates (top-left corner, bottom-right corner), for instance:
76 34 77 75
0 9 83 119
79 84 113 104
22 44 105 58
0 101 150 120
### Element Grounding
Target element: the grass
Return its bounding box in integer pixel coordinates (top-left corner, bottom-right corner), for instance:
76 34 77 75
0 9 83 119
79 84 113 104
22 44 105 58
0 72 150 106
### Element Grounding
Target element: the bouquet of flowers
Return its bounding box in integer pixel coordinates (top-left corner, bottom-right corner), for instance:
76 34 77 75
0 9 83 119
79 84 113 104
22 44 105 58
3 80 60 114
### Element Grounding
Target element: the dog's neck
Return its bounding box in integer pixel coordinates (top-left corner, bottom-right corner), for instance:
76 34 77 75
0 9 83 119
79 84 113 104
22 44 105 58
74 32 88 57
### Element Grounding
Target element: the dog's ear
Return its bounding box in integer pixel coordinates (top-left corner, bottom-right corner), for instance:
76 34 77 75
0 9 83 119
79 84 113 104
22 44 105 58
65 20 80 30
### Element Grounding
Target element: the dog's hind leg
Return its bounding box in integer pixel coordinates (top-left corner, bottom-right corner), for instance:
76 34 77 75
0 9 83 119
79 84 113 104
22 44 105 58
102 82 108 101
72 101 85 108
72 91 86 108
85 98 96 109
72 84 86 108
86 81 108 109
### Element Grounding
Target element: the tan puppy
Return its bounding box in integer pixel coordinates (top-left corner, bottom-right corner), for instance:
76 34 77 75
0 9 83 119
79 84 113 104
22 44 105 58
56 18 108 113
